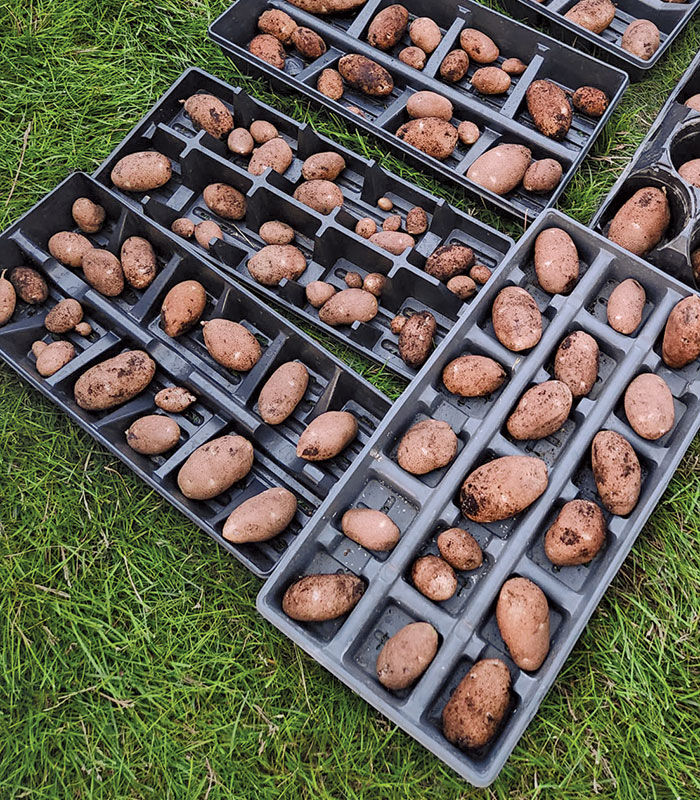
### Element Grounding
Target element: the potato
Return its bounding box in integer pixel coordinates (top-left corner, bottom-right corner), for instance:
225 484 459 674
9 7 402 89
502 57 527 75
437 528 483 571
258 361 309 424
227 128 255 156
248 138 293 176
363 273 386 296
250 120 278 144
522 159 563 194
247 244 307 286
492 286 542 351
406 207 428 235
160 280 206 337
203 183 247 220
396 118 458 160
368 4 408 50
554 330 599 397
447 275 476 300
412 555 457 601
572 86 609 117
591 430 641 515
35 341 76 377
685 94 700 111
442 659 510 749
458 121 480 146
662 295 700 367
317 68 344 100
71 198 105 234
201 319 262 371
526 80 572 140
74 350 156 410
306 280 336 308
383 215 401 232
409 17 442 53
48 231 93 268
397 418 457 475
172 218 195 239
0 271 16 326
183 94 234 139
249 33 286 69
545 499 606 566
45 298 82 333
126 414 181 455
467 144 531 195
341 508 400 551
293 180 344 214
302 152 346 181
425 244 474 281
31 341 47 359
460 29 499 63
564 0 615 33
258 9 298 43
496 577 550 671
391 315 406 334
338 54 394 96
370 231 415 254
292 27 327 59
222 488 297 543
319 289 378 325
177 434 254 500
624 373 675 440
376 621 438 690
296 410 358 460
534 227 579 294
345 271 362 288
442 355 506 397
607 278 645 334
75 322 92 337
355 217 377 238
607 187 670 256
195 221 224 251
399 311 436 369
471 67 511 95
399 46 426 70
470 264 491 284
120 236 157 290
440 50 469 83
460 455 548 522
506 380 573 440
378 197 393 211
155 386 196 413
287 0 367 11
82 249 124 297
679 159 700 188
407 91 454 121
111 151 172 192
259 221 295 245
282 573 365 623
621 20 660 60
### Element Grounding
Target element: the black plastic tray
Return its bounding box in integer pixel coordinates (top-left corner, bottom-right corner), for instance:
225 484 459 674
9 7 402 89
257 209 700 786
93 68 513 381
0 172 391 579
591 49 700 287
501 0 699 82
208 0 628 221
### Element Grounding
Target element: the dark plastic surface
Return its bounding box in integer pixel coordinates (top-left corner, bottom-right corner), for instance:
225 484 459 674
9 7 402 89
93 68 513 381
208 0 628 220
0 172 391 579
257 210 700 786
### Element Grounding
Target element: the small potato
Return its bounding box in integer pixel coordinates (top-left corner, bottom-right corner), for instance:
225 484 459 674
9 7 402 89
258 9 298 43
319 289 378 325
345 271 362 288
121 236 157 289
249 33 286 69
471 67 511 95
203 183 247 220
383 215 401 232
572 86 609 117
82 249 125 297
258 361 309 425
202 319 262 371
302 152 346 181
526 80 572 140
442 659 511 749
502 57 527 75
296 410 358 461
48 231 93 268
370 231 415 255
399 46 426 70
506 380 573 440
183 94 234 139
248 244 307 286
248 138 294 176
467 144 532 196
0 271 16 326
545 500 606 566
406 207 428 235
492 286 542 351
195 221 223 250
440 50 469 83
161 280 206 337
227 128 255 156
32 341 47 359
171 218 195 238
35 340 76 377
621 20 660 60
460 455 548 522
442 355 506 397
564 0 615 33
111 151 172 192
458 121 480 146
177 434 254 500
522 159 563 194
72 198 105 234
412 555 457 601
460 28 499 63
368 4 408 50
250 120 278 144
376 622 438 690
355 217 378 238
662 295 700 367
74 350 155 411
74 322 92 337
282 573 365 622
397 418 457 475
409 17 442 53
447 275 476 300
317 68 344 100
678 159 700 188
554 330 599 397
155 386 196 413
624 373 675 440
338 54 394 97
591 430 641 515
685 93 700 112
391 315 407 334
437 528 482 571
223 488 297 543
363 273 386 296
399 311 436 369
259 220 295 245
306 281 336 308
425 244 474 281
470 264 491 284
45 298 83 333
291 26 327 59
293 180 344 214
407 91 454 121
607 278 645 334
396 118 458 160
341 508 400 551
378 197 394 211
607 187 670 256
496 577 550 671
534 227 579 294
126 414 181 455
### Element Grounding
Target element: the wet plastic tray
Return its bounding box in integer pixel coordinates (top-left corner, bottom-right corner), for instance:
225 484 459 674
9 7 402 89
257 209 700 786
501 0 700 82
93 68 513 381
208 0 628 221
0 172 391 579
591 49 700 287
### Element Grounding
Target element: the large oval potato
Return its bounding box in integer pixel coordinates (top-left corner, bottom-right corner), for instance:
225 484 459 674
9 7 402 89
111 151 172 192
222 488 297 543
121 236 157 289
74 350 156 410
160 280 207 337
376 622 438 690
591 430 641 515
396 118 458 160
440 50 470 83
534 228 579 293
406 91 454 122
370 231 415 255
554 330 599 397
126 414 181 455
506 380 573 440
607 187 670 256
526 81 572 140
398 311 436 369
467 144 531 195
44 298 83 333
624 373 675 440
258 361 309 425
409 17 442 53
442 355 506 397
460 455 548 522
492 286 542 351
621 20 660 60
302 152 346 181
471 67 511 96
425 244 474 281
297 410 358 461
249 34 286 69
293 180 344 214
368 4 408 50
341 508 400 551
319 289 378 326
291 26 327 59
258 9 298 43
459 28 499 63
607 278 645 334
437 528 483 571
184 94 234 139
412 555 457 601
282 573 365 622
48 231 93 268
82 249 125 297
545 499 606 566
203 183 247 220
496 577 550 671
564 0 615 33
522 159 563 194
662 295 700 367
177 434 254 500
201 319 262 371
397 418 458 475
248 244 307 286
338 54 394 96
248 138 294 176
10 267 48 305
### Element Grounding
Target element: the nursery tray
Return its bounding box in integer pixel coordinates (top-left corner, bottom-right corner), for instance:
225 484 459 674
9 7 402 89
0 172 391 579
209 0 628 221
257 209 700 786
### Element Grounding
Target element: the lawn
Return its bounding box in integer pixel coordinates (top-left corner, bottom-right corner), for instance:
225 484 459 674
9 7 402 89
1 1 699 798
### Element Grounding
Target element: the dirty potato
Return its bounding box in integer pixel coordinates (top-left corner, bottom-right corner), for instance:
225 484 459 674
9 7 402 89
121 236 157 289
203 183 247 220
247 244 307 286
442 355 506 397
545 499 606 566
177 434 254 500
607 187 670 256
491 286 542 351
398 311 436 369
437 528 483 571
257 361 309 424
126 414 181 455
201 318 263 371
554 330 599 397
111 151 172 192
396 118 459 160
397 418 458 475
460 455 548 522
74 350 156 410
282 573 365 622
44 298 83 333
223 488 298 543
72 197 106 233
184 94 234 139
160 280 207 337
591 430 641 515
376 622 438 690
662 295 700 368
82 249 125 297
338 54 394 96
506 380 573 440
48 231 93 268
296 410 358 460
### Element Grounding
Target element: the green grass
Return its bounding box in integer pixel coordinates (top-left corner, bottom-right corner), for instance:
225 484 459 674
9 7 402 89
1 1 699 797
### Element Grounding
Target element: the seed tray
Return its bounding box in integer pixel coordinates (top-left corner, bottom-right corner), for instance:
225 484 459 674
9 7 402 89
208 0 628 221
0 172 391 579
500 0 700 82
591 49 700 288
93 68 513 381
257 209 700 786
